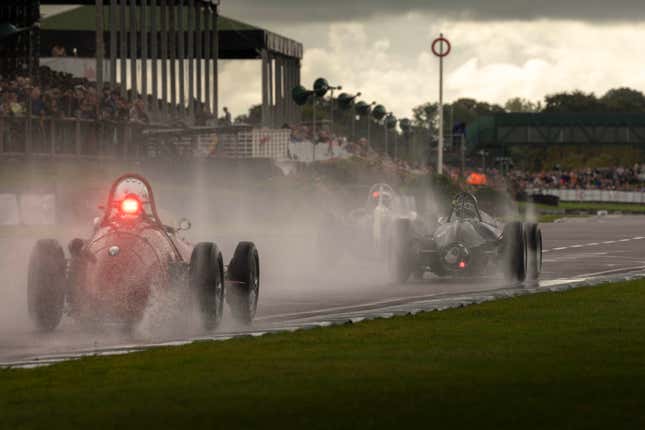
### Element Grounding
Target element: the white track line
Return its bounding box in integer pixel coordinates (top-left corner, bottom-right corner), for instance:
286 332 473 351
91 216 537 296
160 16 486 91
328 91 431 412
545 236 645 253
575 265 645 278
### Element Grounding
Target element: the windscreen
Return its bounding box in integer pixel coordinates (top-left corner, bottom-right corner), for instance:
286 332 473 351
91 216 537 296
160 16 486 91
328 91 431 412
107 176 157 222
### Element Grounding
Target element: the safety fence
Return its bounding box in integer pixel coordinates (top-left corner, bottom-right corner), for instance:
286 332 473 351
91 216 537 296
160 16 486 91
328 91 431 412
527 188 645 204
217 128 290 159
0 115 291 160
144 126 290 159
0 115 148 159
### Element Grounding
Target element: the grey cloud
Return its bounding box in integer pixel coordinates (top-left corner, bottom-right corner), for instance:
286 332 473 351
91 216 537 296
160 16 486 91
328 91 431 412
221 0 645 24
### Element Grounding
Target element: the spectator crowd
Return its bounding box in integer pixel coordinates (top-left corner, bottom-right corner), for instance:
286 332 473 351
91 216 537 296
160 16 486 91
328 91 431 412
508 165 645 192
0 66 151 123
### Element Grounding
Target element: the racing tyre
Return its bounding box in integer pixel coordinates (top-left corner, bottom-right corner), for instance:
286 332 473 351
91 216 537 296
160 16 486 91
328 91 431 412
502 222 527 284
525 223 542 280
28 239 67 332
388 219 413 284
190 242 224 331
227 242 260 325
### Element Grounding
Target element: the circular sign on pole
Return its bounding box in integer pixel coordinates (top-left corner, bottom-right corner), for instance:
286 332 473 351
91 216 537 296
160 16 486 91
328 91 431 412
431 35 451 58
432 33 450 175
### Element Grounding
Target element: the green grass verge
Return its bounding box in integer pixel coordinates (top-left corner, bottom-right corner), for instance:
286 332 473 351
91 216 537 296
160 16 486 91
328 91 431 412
4 280 645 429
519 201 645 214
538 214 566 223
559 201 645 213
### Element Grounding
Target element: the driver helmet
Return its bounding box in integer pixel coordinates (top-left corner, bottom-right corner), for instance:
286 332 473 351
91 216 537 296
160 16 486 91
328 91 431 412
370 189 394 209
113 177 150 202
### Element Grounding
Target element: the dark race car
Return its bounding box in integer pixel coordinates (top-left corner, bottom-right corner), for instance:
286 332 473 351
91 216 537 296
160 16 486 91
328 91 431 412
27 173 260 332
388 192 542 284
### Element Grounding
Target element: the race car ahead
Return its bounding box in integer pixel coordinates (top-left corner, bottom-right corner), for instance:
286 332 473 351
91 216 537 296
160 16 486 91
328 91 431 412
388 192 542 284
318 183 418 262
27 173 260 332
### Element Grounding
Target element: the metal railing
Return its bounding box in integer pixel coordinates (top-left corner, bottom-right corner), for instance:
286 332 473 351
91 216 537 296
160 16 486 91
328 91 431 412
0 115 293 160
0 115 151 159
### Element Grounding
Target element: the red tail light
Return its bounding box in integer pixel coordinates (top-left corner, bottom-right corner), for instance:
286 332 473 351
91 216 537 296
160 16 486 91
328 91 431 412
372 191 380 199
458 261 466 269
121 197 140 215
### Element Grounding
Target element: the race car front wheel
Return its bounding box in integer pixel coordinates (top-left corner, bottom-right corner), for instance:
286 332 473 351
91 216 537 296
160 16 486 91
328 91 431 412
502 222 527 284
28 239 67 332
190 242 224 331
227 242 260 325
524 223 542 280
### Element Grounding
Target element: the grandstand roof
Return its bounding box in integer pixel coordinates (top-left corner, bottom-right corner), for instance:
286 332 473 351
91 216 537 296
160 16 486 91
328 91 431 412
39 5 303 60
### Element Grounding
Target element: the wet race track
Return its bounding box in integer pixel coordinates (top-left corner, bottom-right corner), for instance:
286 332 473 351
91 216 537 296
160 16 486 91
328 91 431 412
2 215 645 367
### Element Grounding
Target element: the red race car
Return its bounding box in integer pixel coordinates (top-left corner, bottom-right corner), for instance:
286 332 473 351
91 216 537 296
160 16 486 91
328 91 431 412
27 173 260 331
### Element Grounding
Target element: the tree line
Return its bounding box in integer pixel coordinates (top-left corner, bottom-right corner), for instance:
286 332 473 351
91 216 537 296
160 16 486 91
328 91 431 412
412 87 645 130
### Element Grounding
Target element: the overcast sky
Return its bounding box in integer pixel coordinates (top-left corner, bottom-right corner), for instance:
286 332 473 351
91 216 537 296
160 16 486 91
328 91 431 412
218 0 645 119
43 3 645 119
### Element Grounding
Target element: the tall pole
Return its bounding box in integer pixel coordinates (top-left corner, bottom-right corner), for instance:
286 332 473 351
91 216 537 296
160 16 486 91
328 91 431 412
384 121 388 157
129 0 137 101
109 0 117 90
212 5 219 120
160 0 168 117
119 0 126 97
329 86 341 136
330 88 334 136
187 0 194 117
438 53 444 174
96 0 104 94
351 103 356 141
140 0 148 110
432 34 451 175
196 2 202 114
394 130 398 161
169 4 176 114
151 0 158 114
460 134 465 175
367 101 375 146
204 5 211 113
312 93 317 162
178 4 185 115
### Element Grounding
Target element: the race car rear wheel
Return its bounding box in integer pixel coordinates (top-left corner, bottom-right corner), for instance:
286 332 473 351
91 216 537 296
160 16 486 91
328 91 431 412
28 239 67 332
227 242 260 325
525 223 542 280
388 219 413 284
502 222 527 284
190 242 224 331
